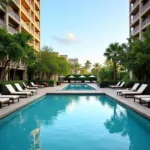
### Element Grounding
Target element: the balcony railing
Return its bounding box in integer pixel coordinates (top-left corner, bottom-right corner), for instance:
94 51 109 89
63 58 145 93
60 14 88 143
141 1 150 13
21 6 30 18
21 20 30 31
8 7 20 21
36 1 40 7
35 32 40 39
131 12 139 24
131 25 139 35
142 16 150 28
30 29 34 34
35 10 40 18
35 21 40 28
0 19 5 27
8 25 18 34
131 0 139 12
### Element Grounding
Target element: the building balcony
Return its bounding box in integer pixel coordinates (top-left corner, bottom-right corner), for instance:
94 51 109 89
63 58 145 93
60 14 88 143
131 25 139 35
30 29 34 35
21 6 30 18
35 0 40 8
35 32 40 39
131 12 139 25
0 19 5 28
35 21 40 28
21 19 30 31
34 44 40 51
35 10 40 18
8 7 20 22
130 0 139 12
141 1 150 14
142 16 150 28
8 25 18 34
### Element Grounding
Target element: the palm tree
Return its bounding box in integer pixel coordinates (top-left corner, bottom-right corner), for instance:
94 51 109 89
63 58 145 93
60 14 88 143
84 60 92 70
93 63 101 74
73 62 81 74
104 42 123 80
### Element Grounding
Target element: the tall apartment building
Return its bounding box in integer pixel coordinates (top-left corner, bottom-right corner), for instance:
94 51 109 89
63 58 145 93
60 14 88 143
129 0 150 39
0 0 40 80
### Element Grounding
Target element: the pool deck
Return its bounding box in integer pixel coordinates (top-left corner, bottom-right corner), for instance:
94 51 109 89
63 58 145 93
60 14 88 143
0 83 150 120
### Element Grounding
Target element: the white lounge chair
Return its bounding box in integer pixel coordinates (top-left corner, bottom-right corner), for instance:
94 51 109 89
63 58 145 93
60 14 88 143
111 82 125 89
0 98 10 108
134 95 150 102
117 83 140 95
23 82 38 90
14 83 37 95
109 82 121 88
121 84 148 98
5 84 32 98
141 98 150 108
0 94 19 103
30 82 44 88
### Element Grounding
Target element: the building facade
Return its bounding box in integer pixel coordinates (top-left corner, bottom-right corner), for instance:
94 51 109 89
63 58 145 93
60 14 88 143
0 0 40 80
129 0 150 39
68 58 78 65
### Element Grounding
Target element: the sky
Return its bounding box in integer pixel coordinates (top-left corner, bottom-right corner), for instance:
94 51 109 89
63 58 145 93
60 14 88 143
41 0 129 65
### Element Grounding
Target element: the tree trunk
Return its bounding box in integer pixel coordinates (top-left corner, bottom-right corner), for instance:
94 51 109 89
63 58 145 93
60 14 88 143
113 62 117 80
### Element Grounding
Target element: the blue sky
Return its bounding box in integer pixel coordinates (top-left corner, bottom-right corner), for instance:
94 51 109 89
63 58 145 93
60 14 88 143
41 0 129 65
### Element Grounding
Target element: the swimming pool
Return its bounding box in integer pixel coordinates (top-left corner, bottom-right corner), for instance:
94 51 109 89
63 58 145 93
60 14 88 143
63 84 95 90
0 94 150 150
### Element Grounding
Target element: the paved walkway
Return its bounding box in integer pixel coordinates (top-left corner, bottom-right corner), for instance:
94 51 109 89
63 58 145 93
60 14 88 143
0 83 150 120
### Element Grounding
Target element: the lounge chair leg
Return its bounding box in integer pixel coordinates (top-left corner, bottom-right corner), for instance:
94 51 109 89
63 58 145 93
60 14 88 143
148 103 150 108
8 101 10 106
12 100 14 104
140 100 142 105
18 98 19 102
0 102 1 108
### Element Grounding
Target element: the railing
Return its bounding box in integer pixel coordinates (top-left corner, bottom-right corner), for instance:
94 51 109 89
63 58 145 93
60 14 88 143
35 44 40 50
141 1 150 13
131 25 139 35
131 0 139 12
0 19 5 27
8 25 18 34
8 7 20 21
21 20 30 31
30 29 34 34
142 16 150 28
35 32 40 39
35 10 40 17
31 16 34 22
36 1 40 7
21 6 30 18
35 21 40 28
131 12 139 24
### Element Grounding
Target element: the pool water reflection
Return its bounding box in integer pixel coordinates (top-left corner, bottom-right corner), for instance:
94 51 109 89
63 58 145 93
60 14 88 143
0 95 150 150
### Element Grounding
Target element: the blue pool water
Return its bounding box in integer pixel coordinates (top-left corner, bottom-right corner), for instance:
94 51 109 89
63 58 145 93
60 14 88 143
63 84 95 90
0 95 150 150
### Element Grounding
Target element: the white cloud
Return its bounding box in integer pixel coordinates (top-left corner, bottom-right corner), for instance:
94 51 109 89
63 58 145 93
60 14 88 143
52 33 78 45
67 33 76 41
